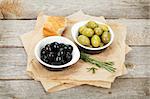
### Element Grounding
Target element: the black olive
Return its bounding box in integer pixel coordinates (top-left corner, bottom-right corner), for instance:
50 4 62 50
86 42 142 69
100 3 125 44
50 42 59 48
55 56 62 62
65 52 72 62
67 45 73 53
51 42 59 45
59 43 66 48
41 48 46 55
60 58 67 65
45 44 52 52
63 45 68 51
41 55 49 63
44 59 49 63
41 56 44 61
47 52 55 61
63 44 73 53
54 45 60 50
50 42 60 51
48 52 55 57
57 50 65 56
45 44 51 48
41 55 48 60
59 48 64 51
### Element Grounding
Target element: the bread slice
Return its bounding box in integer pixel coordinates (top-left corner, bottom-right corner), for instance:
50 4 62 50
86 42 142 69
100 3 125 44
43 16 67 36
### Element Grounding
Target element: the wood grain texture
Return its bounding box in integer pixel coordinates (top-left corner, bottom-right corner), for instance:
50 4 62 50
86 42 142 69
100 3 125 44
0 20 35 47
0 47 149 79
0 19 149 47
0 0 149 19
0 79 149 99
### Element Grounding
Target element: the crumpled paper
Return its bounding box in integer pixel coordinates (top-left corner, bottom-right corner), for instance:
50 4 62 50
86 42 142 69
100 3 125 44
20 10 131 93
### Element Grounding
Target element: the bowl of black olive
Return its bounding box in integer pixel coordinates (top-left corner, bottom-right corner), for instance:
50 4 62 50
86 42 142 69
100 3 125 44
34 36 80 69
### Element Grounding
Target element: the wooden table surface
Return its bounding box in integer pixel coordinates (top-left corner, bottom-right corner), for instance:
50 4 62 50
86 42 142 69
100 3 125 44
0 0 150 99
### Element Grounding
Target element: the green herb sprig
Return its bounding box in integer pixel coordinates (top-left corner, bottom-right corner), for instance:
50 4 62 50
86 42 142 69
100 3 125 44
87 67 98 74
80 52 116 73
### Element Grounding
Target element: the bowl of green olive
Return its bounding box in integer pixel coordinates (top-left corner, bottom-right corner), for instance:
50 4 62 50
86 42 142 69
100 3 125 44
71 21 114 54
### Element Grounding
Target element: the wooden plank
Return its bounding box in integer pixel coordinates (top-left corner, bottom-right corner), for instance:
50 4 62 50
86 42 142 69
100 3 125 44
0 48 26 67
0 48 29 79
123 46 150 78
0 0 149 19
0 20 35 47
0 79 149 98
108 19 150 45
0 66 30 80
0 19 149 47
0 47 149 79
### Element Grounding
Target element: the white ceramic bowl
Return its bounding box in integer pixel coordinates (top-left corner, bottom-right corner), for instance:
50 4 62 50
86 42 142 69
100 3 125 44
34 36 80 69
71 20 114 54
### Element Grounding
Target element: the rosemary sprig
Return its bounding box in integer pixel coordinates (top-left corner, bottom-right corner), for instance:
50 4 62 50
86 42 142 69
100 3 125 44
80 52 116 73
87 67 98 74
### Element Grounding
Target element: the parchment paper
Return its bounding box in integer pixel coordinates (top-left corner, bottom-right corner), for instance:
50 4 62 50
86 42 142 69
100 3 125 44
20 11 131 92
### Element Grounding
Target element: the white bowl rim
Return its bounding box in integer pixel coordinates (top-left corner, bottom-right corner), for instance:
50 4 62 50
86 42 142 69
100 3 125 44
71 20 114 50
34 36 80 68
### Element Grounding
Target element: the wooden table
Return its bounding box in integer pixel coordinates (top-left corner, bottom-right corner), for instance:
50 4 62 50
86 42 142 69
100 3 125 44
0 0 149 99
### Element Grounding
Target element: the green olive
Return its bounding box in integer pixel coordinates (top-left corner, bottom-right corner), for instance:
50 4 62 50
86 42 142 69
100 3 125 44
88 45 93 48
79 26 86 34
77 35 90 46
99 43 104 47
101 32 111 44
94 27 103 36
99 24 109 32
82 28 94 37
91 35 101 47
86 21 98 29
